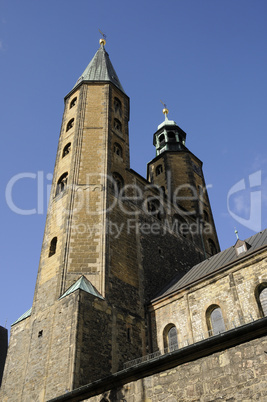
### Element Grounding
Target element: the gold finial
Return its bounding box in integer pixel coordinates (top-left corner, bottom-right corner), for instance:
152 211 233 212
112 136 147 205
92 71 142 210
99 29 106 46
235 228 239 240
163 107 169 116
160 100 169 119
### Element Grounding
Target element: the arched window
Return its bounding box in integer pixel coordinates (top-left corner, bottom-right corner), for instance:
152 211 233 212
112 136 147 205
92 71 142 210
146 197 163 220
112 172 124 194
207 305 226 336
259 288 267 316
208 238 217 255
167 131 176 142
113 143 123 158
62 143 71 158
255 283 267 317
48 237 57 257
159 134 165 147
114 118 122 132
173 215 190 239
66 118 74 132
156 164 163 176
56 172 68 196
70 97 77 109
114 97 122 115
163 324 178 353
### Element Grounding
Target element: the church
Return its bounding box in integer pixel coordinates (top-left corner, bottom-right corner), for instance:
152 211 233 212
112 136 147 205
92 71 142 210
1 38 267 401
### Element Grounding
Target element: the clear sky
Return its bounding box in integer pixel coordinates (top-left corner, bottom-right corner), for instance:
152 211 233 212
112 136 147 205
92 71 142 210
1 0 267 332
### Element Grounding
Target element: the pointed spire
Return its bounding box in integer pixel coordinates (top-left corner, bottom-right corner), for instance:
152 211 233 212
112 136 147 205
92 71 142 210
73 39 125 93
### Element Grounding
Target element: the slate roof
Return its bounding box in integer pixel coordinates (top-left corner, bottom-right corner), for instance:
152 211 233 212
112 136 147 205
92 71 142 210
153 229 267 301
73 44 125 93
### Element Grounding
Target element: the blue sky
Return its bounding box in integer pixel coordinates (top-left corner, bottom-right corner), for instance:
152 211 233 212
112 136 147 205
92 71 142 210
1 0 267 332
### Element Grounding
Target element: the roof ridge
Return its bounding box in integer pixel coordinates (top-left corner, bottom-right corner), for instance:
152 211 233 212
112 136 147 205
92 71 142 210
152 228 267 301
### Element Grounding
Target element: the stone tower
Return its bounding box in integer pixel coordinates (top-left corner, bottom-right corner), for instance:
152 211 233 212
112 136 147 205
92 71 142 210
147 108 219 258
1 40 219 401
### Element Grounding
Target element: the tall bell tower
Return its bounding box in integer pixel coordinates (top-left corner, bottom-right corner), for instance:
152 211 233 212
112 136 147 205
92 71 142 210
1 39 145 401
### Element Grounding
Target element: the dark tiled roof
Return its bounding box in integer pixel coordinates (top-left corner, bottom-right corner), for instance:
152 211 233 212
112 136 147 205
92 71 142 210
73 44 125 93
153 229 267 301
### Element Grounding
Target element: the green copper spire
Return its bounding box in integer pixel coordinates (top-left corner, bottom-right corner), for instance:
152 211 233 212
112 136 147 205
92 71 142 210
73 40 125 93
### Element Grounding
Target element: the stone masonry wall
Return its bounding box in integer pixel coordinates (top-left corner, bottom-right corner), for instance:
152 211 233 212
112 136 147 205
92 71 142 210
150 250 267 354
83 334 267 402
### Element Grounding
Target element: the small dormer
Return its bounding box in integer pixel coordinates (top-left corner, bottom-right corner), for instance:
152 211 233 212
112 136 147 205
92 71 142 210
235 238 251 257
153 108 187 156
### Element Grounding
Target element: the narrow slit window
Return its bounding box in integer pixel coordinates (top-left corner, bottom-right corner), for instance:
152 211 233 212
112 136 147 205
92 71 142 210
159 134 165 147
114 97 122 115
156 165 163 176
114 118 122 132
48 237 57 257
167 131 176 141
112 172 124 194
113 143 123 158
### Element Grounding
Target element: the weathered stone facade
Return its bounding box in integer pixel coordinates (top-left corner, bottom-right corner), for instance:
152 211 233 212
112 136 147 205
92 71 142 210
46 319 267 401
1 41 267 402
81 335 267 402
150 248 267 353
